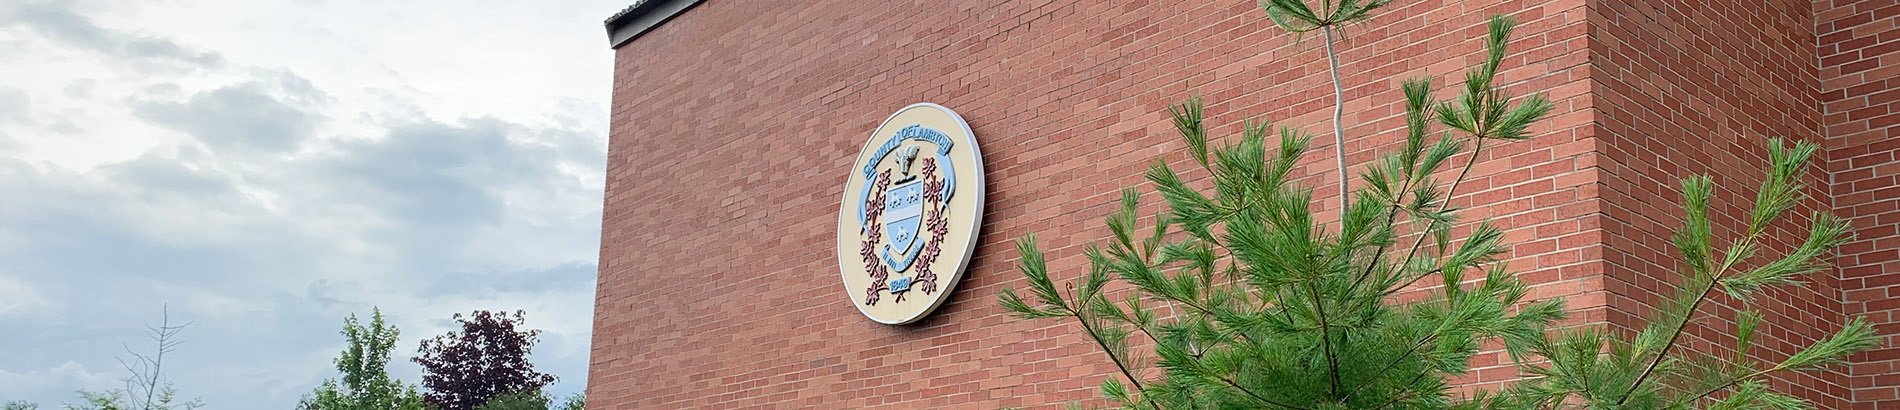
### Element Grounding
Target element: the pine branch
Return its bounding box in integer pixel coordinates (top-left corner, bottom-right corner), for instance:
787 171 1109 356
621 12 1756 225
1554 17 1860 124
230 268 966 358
1221 376 1310 410
1671 315 1880 408
1617 238 1735 407
1368 366 1441 410
1349 78 1436 294
1344 331 1438 402
1619 143 1805 406
1067 284 1149 399
1388 134 1485 294
1307 281 1344 397
1679 367 1776 408
1619 292 1709 406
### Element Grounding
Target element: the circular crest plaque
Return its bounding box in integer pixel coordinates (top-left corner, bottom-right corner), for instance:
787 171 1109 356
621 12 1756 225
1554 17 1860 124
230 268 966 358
835 103 985 325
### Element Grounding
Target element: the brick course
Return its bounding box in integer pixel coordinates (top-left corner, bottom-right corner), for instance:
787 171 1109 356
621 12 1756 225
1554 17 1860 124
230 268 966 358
590 0 1895 408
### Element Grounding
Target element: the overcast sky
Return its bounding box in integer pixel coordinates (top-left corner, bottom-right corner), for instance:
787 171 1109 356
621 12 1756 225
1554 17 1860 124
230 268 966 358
0 0 625 406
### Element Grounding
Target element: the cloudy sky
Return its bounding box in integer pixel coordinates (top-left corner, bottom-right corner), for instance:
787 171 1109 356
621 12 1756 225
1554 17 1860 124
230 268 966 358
0 0 625 406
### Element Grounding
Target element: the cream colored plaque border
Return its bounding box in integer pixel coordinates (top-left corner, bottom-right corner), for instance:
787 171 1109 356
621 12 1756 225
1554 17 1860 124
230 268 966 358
835 103 985 325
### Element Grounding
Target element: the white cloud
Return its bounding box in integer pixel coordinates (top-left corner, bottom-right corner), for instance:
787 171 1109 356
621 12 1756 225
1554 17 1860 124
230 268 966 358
0 0 625 406
0 274 48 317
0 362 117 398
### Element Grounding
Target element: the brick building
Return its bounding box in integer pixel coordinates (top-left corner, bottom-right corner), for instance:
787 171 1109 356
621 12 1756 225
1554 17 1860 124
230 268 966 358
587 0 1900 408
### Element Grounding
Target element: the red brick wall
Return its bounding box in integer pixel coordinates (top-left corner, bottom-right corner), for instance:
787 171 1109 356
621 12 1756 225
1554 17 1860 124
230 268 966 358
1819 0 1900 408
589 0 1887 408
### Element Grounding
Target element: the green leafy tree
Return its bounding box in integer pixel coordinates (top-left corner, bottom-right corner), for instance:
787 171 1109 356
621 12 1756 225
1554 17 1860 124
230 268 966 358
65 390 199 410
5 401 39 410
1000 13 1558 409
61 393 122 410
299 308 430 410
1497 140 1880 409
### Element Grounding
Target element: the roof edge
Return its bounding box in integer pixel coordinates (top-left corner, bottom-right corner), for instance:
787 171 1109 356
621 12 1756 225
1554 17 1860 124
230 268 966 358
603 0 704 49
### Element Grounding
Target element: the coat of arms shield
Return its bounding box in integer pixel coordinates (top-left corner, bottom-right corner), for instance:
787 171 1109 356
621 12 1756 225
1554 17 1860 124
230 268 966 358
881 176 926 272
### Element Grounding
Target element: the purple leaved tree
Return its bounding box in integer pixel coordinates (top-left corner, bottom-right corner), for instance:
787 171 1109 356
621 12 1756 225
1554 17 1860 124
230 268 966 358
411 310 556 410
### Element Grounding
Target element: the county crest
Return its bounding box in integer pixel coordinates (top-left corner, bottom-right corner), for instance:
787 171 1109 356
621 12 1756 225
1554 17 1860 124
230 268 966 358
835 104 985 325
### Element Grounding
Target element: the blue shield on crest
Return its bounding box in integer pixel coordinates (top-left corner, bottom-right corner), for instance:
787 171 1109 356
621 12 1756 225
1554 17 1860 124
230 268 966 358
882 176 926 271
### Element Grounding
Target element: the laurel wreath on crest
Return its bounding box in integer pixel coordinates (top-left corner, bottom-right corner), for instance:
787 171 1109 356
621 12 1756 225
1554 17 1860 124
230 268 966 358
860 158 949 306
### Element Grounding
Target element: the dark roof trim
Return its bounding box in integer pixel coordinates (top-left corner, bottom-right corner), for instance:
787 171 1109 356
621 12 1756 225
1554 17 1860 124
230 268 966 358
603 0 704 49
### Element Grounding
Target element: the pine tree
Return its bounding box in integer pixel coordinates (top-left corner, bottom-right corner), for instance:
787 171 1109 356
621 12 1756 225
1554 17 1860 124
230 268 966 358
1000 2 1879 409
1000 13 1559 410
